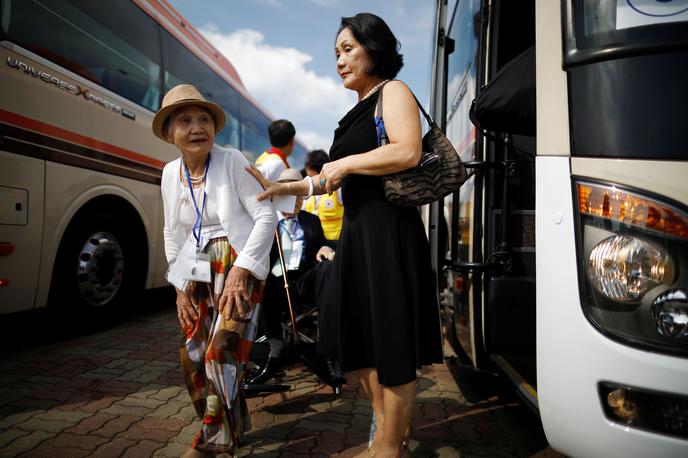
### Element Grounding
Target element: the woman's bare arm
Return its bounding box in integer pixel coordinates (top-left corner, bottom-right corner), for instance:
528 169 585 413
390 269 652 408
245 165 329 201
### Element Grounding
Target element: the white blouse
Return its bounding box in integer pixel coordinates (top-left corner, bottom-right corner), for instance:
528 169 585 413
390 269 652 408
178 184 227 250
161 145 277 280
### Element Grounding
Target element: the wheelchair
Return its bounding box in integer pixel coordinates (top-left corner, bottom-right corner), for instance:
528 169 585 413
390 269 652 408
241 259 345 398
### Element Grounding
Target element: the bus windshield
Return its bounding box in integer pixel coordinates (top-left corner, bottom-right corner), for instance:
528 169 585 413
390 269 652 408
565 0 688 160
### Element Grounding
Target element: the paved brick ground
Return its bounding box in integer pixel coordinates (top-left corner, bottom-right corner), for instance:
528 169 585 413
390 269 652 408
0 293 562 457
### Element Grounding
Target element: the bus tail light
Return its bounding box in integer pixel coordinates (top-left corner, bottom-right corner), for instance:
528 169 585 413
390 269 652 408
0 279 8 287
575 180 688 356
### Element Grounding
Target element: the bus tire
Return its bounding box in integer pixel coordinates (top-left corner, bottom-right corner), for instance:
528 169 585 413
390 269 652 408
49 209 145 323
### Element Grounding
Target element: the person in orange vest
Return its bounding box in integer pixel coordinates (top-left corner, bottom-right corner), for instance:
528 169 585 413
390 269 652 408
302 149 344 248
255 119 295 181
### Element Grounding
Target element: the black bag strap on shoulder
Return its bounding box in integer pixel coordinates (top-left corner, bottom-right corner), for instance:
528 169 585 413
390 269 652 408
374 80 437 130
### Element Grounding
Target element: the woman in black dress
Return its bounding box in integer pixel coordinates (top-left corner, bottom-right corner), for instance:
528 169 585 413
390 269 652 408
248 13 442 457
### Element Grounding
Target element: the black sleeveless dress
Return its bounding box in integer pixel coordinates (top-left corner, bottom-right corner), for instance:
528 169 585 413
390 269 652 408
319 90 443 387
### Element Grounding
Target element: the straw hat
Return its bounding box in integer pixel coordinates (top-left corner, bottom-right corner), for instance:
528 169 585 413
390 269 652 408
152 84 226 142
277 168 303 182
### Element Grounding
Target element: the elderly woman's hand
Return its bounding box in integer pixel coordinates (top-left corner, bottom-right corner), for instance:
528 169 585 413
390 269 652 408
219 266 252 320
245 165 291 201
176 286 198 329
316 246 335 262
319 158 349 194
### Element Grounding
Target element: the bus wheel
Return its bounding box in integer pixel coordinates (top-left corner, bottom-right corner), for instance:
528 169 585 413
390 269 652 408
50 210 143 322
75 231 124 306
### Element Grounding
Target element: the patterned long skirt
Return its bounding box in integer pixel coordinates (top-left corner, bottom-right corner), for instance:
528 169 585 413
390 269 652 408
179 237 263 455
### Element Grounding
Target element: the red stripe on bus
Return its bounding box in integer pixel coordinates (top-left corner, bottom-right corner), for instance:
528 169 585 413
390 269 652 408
0 109 165 169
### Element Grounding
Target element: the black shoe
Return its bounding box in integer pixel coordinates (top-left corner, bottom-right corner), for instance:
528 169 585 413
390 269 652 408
245 355 283 385
241 382 291 398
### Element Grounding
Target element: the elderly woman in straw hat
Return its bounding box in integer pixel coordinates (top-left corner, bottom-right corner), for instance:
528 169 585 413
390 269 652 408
154 84 276 457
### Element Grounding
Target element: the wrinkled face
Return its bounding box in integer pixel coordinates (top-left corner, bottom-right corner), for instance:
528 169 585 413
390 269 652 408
335 27 372 92
166 106 215 155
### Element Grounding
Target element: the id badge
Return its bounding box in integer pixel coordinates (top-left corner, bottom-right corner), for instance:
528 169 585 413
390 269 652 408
182 251 212 283
287 240 303 270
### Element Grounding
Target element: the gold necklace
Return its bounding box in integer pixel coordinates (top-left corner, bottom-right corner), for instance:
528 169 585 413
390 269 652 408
361 79 390 101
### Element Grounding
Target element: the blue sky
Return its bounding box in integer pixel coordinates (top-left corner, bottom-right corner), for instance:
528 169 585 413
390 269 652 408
167 0 437 153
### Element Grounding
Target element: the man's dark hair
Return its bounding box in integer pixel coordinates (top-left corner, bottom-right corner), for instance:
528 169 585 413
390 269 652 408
268 119 296 148
338 13 403 80
305 149 330 173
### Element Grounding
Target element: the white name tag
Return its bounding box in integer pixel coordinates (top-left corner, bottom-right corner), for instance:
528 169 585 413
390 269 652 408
182 252 211 283
168 237 212 289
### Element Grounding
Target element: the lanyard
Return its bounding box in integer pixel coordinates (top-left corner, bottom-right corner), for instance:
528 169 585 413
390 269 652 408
184 156 210 251
280 217 298 241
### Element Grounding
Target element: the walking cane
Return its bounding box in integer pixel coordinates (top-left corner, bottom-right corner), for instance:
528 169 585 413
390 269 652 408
274 228 299 342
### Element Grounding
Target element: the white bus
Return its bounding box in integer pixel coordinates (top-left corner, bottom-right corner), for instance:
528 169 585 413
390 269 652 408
429 0 688 456
0 0 307 315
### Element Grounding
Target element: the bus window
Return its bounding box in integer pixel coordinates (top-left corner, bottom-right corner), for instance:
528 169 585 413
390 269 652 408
291 143 307 169
0 0 162 112
240 100 271 161
446 0 480 164
161 29 241 150
564 0 688 160
443 0 482 364
445 0 481 257
570 0 688 50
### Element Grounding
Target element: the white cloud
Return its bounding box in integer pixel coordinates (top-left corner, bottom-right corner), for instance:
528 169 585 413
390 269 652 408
299 130 334 151
199 25 354 153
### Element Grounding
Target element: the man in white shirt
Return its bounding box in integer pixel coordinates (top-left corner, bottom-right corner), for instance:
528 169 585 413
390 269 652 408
254 119 295 181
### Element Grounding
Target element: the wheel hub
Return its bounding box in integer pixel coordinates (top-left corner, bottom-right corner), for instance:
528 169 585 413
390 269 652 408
76 231 124 306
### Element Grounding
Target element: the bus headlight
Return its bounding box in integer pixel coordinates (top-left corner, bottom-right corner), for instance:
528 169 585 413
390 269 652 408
576 180 688 356
587 236 673 302
650 289 688 340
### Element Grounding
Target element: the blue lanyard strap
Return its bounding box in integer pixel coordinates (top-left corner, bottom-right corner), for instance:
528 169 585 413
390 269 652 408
184 155 210 250
374 115 387 146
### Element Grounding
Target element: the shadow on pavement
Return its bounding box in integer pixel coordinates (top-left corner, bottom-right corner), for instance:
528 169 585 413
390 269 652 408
240 360 560 458
0 287 175 351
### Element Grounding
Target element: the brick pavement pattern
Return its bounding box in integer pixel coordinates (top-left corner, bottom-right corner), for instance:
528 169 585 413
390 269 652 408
0 305 562 457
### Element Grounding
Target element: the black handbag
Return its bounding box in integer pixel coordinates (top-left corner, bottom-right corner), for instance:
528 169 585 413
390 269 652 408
374 83 467 206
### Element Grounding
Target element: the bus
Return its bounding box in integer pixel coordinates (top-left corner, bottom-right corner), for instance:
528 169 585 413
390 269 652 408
428 0 688 456
0 0 307 315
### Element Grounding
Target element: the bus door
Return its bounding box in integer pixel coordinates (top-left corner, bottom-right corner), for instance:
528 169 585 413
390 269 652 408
438 0 539 403
438 0 485 368
477 1 538 398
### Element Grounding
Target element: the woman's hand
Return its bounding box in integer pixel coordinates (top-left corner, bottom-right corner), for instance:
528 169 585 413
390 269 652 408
316 245 335 262
176 286 197 328
245 165 291 201
319 158 350 194
219 266 252 320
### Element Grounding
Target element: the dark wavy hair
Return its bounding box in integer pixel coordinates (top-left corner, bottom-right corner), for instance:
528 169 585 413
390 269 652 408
338 13 403 79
